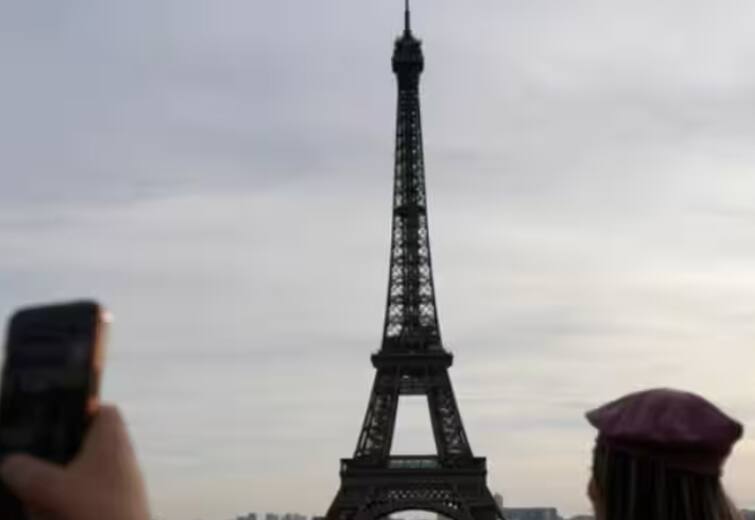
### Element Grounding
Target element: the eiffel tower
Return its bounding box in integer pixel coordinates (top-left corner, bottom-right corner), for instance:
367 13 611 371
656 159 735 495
326 3 503 520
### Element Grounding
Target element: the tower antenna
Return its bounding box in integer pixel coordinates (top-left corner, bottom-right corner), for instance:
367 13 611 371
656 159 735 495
404 0 411 34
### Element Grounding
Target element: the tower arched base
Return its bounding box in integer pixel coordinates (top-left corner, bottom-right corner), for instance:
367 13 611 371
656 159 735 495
326 457 504 520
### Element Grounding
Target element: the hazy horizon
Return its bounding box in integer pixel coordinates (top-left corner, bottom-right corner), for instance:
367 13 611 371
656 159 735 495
1 1 754 519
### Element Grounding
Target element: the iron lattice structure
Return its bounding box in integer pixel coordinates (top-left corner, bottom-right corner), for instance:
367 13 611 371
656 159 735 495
326 4 503 520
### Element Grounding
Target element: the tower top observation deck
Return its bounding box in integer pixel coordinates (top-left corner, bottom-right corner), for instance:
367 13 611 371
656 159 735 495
392 0 423 82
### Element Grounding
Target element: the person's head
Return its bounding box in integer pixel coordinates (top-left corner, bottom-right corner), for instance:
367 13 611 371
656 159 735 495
585 388 744 520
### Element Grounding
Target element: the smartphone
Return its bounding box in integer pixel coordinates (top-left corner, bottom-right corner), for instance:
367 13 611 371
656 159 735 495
0 300 108 464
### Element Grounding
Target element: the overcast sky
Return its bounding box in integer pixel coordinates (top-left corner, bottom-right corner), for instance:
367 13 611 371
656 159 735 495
2 1 755 519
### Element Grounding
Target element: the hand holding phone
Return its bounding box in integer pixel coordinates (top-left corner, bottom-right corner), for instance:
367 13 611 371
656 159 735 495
0 301 108 518
1 405 151 520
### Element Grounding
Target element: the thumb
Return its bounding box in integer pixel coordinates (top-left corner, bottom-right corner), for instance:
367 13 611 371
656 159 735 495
0 454 68 510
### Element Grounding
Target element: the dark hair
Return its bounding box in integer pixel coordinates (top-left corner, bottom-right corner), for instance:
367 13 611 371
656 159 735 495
592 443 742 520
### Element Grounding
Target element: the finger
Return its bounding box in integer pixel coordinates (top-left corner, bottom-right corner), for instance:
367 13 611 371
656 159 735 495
0 454 67 510
78 404 140 479
90 403 125 433
83 404 132 454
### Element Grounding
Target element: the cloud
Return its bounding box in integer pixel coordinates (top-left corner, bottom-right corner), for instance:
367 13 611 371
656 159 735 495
1 1 755 518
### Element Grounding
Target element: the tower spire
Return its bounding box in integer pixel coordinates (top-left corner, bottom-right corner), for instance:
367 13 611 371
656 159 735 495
404 0 411 34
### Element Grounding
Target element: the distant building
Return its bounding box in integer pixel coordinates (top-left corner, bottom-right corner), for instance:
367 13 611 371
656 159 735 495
741 510 755 520
503 508 561 520
235 515 256 520
566 516 594 520
265 514 280 520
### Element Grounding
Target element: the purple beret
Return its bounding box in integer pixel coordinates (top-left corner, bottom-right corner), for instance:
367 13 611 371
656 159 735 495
586 388 743 475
